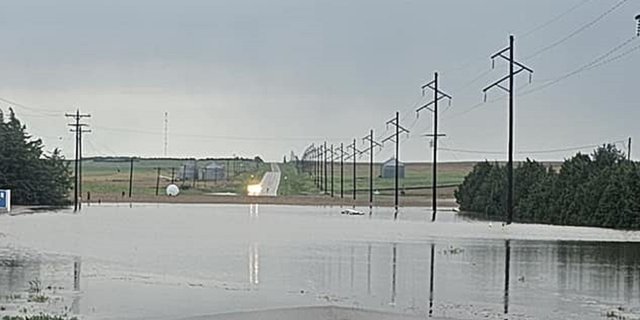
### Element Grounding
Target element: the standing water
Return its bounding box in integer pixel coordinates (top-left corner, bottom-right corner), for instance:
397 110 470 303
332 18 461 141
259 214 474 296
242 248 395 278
0 204 639 320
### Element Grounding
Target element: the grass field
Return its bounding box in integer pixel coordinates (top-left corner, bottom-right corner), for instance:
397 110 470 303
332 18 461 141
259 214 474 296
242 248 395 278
80 158 270 200
79 158 559 204
278 161 475 198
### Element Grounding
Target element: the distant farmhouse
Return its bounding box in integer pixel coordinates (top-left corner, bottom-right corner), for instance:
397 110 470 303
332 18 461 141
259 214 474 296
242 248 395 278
381 158 405 179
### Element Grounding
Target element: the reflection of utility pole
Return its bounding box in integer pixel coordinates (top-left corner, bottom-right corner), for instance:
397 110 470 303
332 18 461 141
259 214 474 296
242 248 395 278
429 243 435 317
417 72 452 222
65 110 91 212
171 167 175 184
504 240 511 316
382 112 410 213
483 35 533 225
363 130 382 209
391 244 397 305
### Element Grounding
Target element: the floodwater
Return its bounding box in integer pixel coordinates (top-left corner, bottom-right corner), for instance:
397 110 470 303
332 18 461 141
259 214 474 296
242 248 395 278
1 204 640 320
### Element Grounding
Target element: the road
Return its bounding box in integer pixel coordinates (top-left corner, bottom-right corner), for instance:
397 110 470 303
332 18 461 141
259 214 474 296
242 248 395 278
257 163 281 196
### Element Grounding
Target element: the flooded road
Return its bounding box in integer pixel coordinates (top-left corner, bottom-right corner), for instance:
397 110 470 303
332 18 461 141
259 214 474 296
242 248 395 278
1 204 639 320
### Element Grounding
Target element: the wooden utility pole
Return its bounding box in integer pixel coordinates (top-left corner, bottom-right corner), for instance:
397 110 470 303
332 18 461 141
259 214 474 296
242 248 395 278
483 35 533 225
363 130 382 209
340 143 344 198
128 157 134 198
330 144 334 197
346 139 360 201
155 167 161 196
417 72 452 221
65 110 90 212
382 112 409 213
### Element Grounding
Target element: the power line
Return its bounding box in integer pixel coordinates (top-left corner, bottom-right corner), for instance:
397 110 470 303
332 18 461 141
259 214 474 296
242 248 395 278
438 139 627 155
520 0 594 38
520 36 639 97
525 0 629 60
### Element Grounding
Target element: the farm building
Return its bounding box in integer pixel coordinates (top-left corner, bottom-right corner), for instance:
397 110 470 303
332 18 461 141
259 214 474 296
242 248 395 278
178 160 198 181
381 158 405 179
201 161 226 181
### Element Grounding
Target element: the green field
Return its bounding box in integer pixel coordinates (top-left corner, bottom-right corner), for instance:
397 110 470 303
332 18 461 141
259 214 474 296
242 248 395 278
78 157 477 201
278 161 474 198
79 158 270 199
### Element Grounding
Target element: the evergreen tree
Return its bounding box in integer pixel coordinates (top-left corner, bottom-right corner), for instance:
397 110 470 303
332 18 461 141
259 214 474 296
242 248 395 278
0 109 72 206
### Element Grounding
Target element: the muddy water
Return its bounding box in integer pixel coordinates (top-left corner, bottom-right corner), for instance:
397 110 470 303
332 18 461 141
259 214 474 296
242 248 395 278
0 204 639 320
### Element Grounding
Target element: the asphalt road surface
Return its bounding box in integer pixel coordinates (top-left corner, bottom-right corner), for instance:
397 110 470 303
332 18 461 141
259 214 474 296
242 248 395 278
257 163 281 196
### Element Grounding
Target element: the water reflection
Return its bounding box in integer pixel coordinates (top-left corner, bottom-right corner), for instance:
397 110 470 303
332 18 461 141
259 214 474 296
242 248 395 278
391 244 397 305
71 258 81 314
429 243 435 317
249 243 259 285
504 240 510 319
1 205 640 320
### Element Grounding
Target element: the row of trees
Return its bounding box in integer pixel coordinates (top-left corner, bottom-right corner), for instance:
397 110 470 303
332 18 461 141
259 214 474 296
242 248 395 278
455 145 640 229
0 109 72 206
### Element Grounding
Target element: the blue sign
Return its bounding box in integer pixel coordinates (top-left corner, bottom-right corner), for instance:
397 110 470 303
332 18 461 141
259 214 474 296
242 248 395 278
0 190 6 208
0 190 10 211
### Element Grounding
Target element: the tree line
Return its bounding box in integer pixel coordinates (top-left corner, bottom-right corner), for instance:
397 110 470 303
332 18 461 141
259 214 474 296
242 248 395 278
455 144 640 229
0 109 71 206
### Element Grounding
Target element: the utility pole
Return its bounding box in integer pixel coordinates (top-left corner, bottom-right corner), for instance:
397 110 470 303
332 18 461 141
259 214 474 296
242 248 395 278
330 144 334 197
65 110 91 212
417 72 452 221
164 112 168 157
318 145 323 191
128 157 134 198
629 137 632 160
324 141 328 195
77 127 91 210
346 139 361 201
155 167 161 196
483 35 533 225
382 112 410 213
363 130 382 209
340 143 344 198
171 167 175 184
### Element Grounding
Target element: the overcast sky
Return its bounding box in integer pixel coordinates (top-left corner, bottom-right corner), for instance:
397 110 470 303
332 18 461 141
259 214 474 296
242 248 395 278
0 0 638 162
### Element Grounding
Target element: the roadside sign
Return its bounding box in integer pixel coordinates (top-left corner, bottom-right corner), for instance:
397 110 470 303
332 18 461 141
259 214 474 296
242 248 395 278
0 190 11 212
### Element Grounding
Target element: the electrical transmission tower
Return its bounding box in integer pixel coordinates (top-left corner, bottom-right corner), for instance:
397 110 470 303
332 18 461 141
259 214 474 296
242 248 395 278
382 112 410 213
346 139 362 201
362 130 382 209
65 110 91 212
483 35 534 225
417 72 452 222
